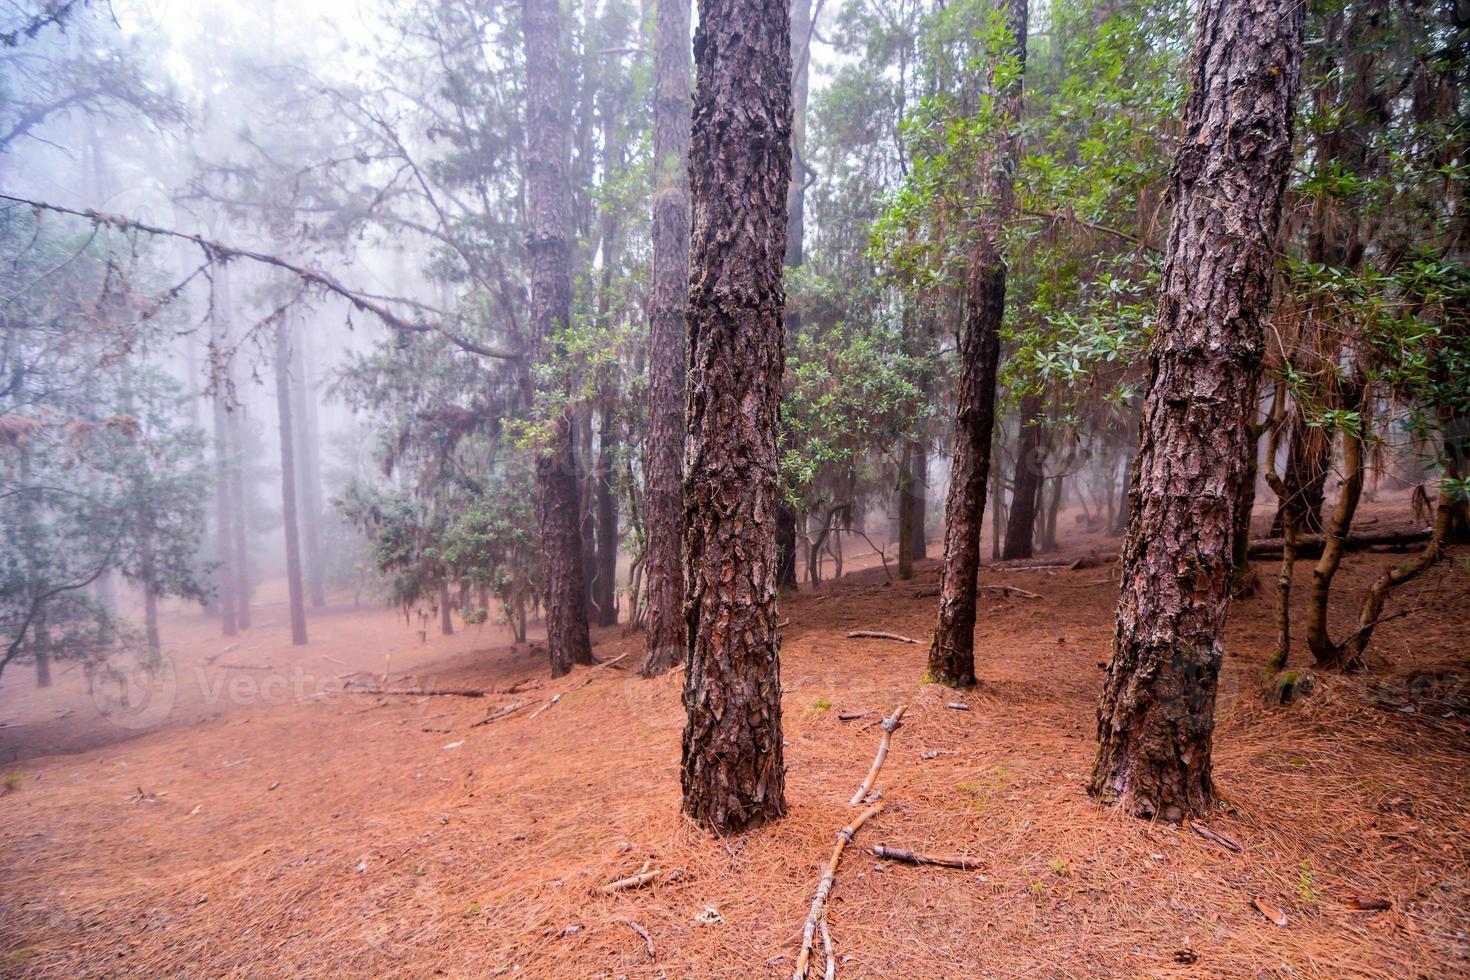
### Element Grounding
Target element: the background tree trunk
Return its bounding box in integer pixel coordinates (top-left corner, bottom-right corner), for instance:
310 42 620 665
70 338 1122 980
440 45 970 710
291 327 326 609
679 0 791 833
594 406 619 626
522 0 594 677
640 0 693 675
209 311 239 638
274 317 308 646
439 579 454 636
927 0 1028 687
1090 0 1305 821
1002 391 1044 560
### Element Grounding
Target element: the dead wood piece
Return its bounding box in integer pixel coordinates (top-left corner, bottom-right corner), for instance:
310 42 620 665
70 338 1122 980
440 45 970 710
819 917 835 980
837 711 866 721
1346 897 1391 911
792 802 884 980
850 705 907 806
871 845 982 870
978 585 1043 599
846 630 919 645
599 869 662 894
945 702 970 711
614 917 656 959
369 688 490 698
471 700 530 727
1246 527 1431 559
1189 821 1242 852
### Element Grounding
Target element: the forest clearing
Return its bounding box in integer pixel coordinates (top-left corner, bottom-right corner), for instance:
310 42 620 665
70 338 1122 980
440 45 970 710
3 0 1468 975
2 508 1468 977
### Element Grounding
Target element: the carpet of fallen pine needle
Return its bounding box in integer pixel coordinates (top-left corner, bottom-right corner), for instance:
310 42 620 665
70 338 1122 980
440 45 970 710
1 532 1467 977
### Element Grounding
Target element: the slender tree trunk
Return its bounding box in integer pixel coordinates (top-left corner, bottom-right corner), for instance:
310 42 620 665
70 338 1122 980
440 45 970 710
908 435 927 561
522 0 594 677
927 0 1028 687
1262 395 1297 675
274 318 308 647
33 607 50 688
897 443 915 580
594 406 619 626
1042 472 1063 552
679 0 791 833
440 579 454 636
1306 380 1366 668
141 537 161 663
210 312 239 638
1002 392 1044 560
1090 0 1305 821
641 0 693 674
1231 416 1263 596
219 268 251 629
291 327 326 609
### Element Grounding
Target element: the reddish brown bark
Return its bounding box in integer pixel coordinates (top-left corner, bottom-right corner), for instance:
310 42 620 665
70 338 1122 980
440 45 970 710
679 0 791 833
926 0 1028 688
522 0 594 677
640 0 693 675
1090 0 1306 820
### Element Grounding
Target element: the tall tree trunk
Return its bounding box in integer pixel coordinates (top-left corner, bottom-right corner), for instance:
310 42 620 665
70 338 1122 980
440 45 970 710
1041 472 1063 552
522 0 594 677
274 318 308 647
926 0 1028 687
1002 392 1044 560
641 0 692 675
594 406 619 626
440 579 454 636
679 0 791 833
897 443 915 580
209 312 239 638
1090 0 1305 821
219 268 251 630
908 435 927 561
291 327 326 609
1305 379 1367 668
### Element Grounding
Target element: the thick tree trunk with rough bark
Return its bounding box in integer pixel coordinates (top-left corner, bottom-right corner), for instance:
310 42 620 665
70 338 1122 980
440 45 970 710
522 0 594 677
274 319 308 647
679 0 791 833
1002 392 1045 560
1090 0 1305 821
926 0 1027 688
640 0 693 675
775 503 799 589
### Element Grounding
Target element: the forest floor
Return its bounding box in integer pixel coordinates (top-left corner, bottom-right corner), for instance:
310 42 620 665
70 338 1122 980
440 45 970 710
1 507 1467 977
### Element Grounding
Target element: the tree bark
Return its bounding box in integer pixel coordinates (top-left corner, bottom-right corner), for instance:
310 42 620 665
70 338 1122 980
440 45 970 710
274 318 308 646
908 436 927 561
209 309 239 638
897 442 915 580
522 0 594 677
291 327 326 609
594 406 619 626
926 0 1028 688
1090 0 1305 821
439 579 454 636
640 0 693 675
679 0 791 833
775 502 799 589
1002 392 1044 560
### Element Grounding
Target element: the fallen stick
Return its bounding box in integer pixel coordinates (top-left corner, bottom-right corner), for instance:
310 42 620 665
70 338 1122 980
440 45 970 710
871 845 981 870
978 585 1042 599
846 630 919 645
1189 821 1242 852
837 711 866 721
530 652 631 719
364 688 491 698
945 702 970 711
850 705 906 805
599 869 662 894
614 917 655 959
527 693 561 720
471 700 530 727
792 803 884 980
820 917 835 980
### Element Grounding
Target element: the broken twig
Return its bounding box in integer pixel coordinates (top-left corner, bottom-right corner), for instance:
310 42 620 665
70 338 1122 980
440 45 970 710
850 705 906 806
871 845 981 870
1189 821 1242 852
846 630 919 645
599 869 662 894
793 803 883 980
